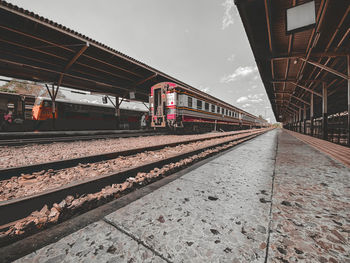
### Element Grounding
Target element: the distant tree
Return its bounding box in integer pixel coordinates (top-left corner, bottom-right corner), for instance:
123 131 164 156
0 79 66 99
0 87 16 93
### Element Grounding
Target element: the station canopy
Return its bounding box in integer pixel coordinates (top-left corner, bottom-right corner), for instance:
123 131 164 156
0 0 242 113
235 0 350 122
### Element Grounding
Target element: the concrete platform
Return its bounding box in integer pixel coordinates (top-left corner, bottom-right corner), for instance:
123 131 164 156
268 130 350 263
10 129 350 262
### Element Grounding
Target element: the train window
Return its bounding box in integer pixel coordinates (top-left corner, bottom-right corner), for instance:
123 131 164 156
221 108 224 114
205 102 209 111
188 97 193 108
43 101 51 107
217 106 220 113
226 109 228 115
211 104 215 113
197 100 202 110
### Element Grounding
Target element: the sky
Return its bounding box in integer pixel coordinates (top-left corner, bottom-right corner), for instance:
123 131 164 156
3 0 276 122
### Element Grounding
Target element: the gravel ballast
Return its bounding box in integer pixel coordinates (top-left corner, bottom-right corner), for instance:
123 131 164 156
0 130 254 169
0 130 265 202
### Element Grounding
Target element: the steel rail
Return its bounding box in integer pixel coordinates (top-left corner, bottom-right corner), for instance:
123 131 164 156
0 129 263 179
0 131 166 147
0 129 271 225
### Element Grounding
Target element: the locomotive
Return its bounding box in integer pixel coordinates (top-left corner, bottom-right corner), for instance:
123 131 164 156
32 97 147 130
149 82 267 131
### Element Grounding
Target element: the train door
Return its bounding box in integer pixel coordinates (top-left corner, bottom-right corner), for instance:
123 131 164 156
151 85 167 127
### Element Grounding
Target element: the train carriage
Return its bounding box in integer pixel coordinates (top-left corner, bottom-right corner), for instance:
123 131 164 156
150 82 268 132
31 97 147 131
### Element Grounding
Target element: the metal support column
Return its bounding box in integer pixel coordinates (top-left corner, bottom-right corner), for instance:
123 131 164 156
45 84 59 130
106 95 121 129
294 114 296 131
292 115 295 131
322 82 328 140
115 96 120 129
303 103 307 134
310 93 314 136
21 97 25 120
347 55 350 146
298 108 302 133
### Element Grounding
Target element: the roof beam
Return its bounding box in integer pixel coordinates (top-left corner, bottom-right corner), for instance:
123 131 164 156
271 79 325 83
64 43 89 73
134 73 157 86
263 0 273 54
290 82 322 97
296 6 350 103
271 51 349 61
58 42 89 86
299 58 349 80
289 101 303 110
291 95 310 106
274 91 292 94
0 57 149 96
286 106 298 113
0 25 144 78
0 37 134 82
273 99 308 110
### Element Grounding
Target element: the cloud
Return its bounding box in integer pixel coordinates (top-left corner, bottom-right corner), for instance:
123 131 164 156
222 0 235 29
242 103 251 108
236 96 248 103
220 66 258 83
199 86 210 93
237 94 264 104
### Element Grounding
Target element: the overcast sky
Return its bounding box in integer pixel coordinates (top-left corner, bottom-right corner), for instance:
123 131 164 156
5 0 275 122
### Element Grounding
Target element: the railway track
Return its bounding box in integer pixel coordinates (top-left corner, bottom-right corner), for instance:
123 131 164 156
0 128 272 246
0 129 262 179
0 131 165 146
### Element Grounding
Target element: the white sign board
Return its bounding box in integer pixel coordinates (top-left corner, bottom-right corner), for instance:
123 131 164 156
287 1 316 33
129 91 135 100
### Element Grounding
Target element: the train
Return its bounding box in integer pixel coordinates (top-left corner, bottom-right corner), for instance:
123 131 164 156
0 92 147 131
149 82 268 132
1 82 268 132
31 97 147 130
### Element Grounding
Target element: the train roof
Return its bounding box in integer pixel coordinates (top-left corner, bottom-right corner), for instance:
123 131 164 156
36 97 147 112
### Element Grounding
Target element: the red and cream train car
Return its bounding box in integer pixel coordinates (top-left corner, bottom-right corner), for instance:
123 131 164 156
150 82 267 131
